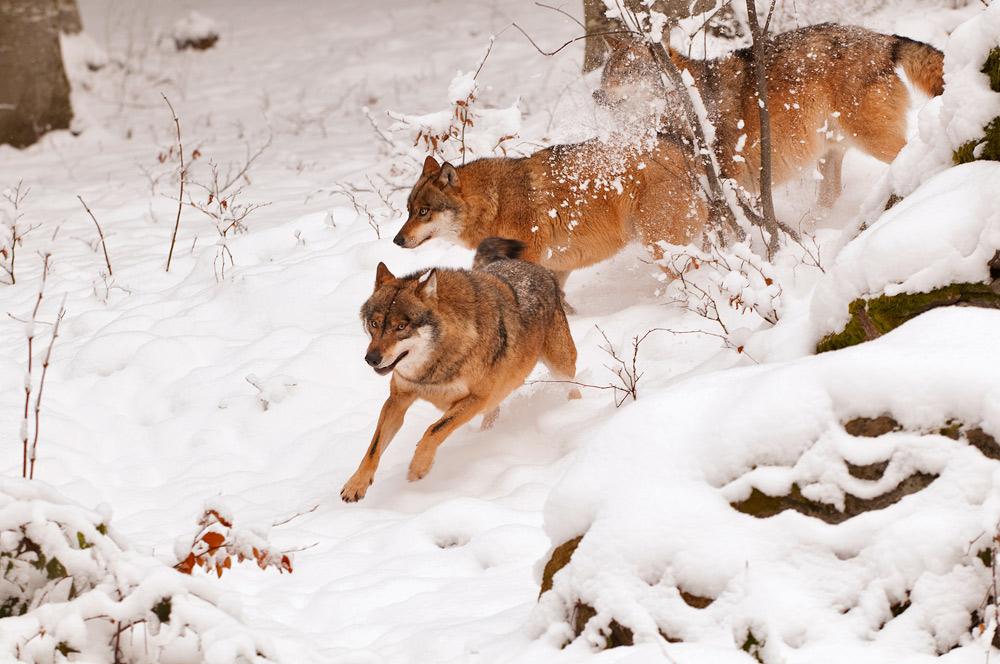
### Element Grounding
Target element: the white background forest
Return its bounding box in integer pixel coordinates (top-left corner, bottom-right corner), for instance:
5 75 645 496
2 0 1000 662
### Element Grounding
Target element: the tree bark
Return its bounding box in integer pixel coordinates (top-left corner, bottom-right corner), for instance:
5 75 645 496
745 0 780 258
0 0 74 148
57 0 82 34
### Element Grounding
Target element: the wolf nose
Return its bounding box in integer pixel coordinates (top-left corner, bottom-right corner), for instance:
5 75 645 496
365 350 382 367
392 234 406 247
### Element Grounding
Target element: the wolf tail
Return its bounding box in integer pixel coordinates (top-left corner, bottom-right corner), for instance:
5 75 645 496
473 237 526 270
893 36 944 97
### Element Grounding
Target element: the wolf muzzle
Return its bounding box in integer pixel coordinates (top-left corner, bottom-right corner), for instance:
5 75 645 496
366 349 409 376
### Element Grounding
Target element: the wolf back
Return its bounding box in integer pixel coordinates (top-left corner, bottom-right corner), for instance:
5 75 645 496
394 134 709 287
597 23 945 206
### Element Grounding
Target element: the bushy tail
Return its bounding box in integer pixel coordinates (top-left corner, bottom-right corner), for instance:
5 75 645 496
472 237 525 270
894 36 944 97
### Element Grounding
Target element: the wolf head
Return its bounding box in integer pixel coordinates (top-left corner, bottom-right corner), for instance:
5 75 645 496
595 37 670 119
394 156 464 249
360 262 438 377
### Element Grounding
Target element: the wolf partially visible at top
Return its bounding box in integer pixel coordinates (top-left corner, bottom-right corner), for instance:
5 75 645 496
595 23 944 206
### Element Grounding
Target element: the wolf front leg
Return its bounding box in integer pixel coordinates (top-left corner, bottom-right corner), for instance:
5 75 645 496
407 394 489 482
341 387 417 503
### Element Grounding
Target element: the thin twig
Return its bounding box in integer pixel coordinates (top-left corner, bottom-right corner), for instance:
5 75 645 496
22 253 50 477
162 93 185 272
30 292 66 480
535 2 586 30
77 196 113 275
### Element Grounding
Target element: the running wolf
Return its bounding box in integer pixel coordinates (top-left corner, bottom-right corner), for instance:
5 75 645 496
341 237 577 502
596 23 944 206
393 135 708 288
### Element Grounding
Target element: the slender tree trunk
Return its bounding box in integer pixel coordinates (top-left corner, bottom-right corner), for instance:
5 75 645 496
0 0 74 148
57 0 82 34
745 0 780 258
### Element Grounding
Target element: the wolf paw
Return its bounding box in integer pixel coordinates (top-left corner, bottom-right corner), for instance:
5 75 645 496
341 474 373 503
407 458 433 482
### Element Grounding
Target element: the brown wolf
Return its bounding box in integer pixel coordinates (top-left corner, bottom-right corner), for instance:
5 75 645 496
596 23 944 206
393 135 708 288
341 237 577 502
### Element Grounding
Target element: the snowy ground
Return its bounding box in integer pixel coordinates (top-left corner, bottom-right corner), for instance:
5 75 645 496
1 0 996 662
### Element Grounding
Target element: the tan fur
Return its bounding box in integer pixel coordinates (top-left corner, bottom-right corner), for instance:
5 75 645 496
394 136 708 285
598 23 945 206
341 238 577 502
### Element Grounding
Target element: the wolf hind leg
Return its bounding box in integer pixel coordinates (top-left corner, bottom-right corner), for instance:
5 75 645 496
541 306 577 381
480 407 500 431
837 76 909 164
817 146 846 208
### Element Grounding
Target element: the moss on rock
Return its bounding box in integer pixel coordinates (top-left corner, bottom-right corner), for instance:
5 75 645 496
953 47 1000 165
817 281 1000 353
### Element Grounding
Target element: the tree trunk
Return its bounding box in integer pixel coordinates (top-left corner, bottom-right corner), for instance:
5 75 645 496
583 0 716 72
57 0 82 35
0 0 74 148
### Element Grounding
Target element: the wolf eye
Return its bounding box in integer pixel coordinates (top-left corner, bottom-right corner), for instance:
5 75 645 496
418 207 429 217
370 319 380 329
396 322 407 331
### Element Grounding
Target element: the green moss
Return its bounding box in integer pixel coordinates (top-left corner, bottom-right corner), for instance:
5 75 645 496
954 117 1000 164
984 46 1000 93
953 48 1000 164
153 597 173 624
818 281 1000 353
742 631 765 663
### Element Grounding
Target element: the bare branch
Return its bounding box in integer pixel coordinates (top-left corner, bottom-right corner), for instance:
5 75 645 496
162 93 185 272
77 196 113 276
30 290 66 480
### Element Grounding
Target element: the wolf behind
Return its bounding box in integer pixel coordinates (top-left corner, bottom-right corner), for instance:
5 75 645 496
393 134 708 288
596 23 945 206
341 237 577 502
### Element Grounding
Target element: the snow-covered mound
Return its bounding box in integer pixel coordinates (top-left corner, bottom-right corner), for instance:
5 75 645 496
0 478 275 663
810 160 1000 343
533 306 1000 662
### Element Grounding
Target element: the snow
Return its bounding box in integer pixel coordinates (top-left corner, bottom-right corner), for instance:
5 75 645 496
1 0 999 662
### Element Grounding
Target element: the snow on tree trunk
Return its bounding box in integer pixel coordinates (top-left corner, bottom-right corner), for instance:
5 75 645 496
0 0 73 148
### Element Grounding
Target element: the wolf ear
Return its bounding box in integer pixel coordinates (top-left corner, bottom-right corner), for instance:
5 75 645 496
415 269 437 301
603 35 628 51
375 262 395 287
422 155 440 176
437 163 459 190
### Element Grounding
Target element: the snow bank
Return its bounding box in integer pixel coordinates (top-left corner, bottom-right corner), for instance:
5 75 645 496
0 478 275 663
534 306 1000 661
810 160 1000 341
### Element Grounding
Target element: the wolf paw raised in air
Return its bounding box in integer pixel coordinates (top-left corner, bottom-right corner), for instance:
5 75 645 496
341 473 373 503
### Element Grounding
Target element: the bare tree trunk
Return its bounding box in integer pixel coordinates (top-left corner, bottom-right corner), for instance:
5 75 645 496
745 0 780 258
0 0 74 148
583 0 715 73
57 0 82 35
